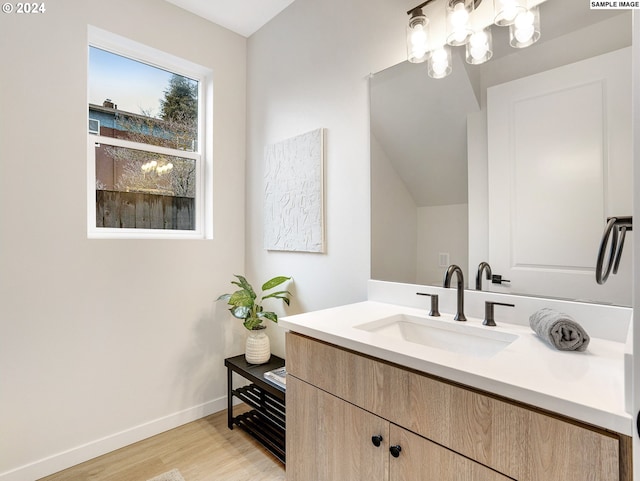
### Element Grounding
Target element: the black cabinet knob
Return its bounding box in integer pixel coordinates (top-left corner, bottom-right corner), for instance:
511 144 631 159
389 445 402 458
371 435 383 447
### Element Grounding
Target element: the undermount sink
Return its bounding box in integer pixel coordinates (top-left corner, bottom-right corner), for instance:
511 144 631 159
354 313 518 358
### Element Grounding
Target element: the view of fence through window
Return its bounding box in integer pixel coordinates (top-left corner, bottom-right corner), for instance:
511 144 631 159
88 46 199 231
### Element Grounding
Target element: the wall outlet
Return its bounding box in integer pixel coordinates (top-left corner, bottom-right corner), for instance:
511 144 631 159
438 253 450 268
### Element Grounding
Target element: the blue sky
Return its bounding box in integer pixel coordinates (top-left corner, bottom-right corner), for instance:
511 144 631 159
89 47 195 118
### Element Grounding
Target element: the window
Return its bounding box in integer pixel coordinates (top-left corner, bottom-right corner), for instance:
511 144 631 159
87 27 212 239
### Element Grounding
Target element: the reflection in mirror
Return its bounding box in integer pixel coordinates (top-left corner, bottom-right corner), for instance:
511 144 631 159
370 0 632 305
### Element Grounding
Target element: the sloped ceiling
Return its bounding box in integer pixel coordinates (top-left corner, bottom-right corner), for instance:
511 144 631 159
371 52 478 207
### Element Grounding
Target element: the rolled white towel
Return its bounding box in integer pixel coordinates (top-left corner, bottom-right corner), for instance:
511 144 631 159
529 308 590 352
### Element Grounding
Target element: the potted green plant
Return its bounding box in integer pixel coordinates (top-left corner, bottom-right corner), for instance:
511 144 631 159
217 275 292 364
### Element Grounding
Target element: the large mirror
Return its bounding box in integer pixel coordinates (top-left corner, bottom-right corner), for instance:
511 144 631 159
371 0 632 305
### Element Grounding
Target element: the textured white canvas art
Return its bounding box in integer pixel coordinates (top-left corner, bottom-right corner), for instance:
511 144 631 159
264 128 324 252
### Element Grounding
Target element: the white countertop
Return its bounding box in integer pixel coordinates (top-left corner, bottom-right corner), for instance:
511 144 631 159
280 300 632 436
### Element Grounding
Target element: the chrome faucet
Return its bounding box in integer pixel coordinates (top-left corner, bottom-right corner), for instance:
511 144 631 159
443 264 466 321
475 261 492 290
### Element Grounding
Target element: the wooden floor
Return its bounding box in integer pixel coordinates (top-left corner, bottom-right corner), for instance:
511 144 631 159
38 407 286 481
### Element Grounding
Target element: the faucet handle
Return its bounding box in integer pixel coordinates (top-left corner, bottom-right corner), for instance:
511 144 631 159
491 274 511 285
483 301 515 326
416 292 440 317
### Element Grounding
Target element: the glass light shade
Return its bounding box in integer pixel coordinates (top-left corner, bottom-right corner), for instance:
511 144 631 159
446 0 473 46
466 28 493 64
428 46 452 79
493 0 527 26
407 10 430 63
509 7 540 48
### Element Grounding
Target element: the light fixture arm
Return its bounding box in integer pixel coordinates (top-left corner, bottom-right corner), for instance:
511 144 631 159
407 0 482 16
407 0 436 16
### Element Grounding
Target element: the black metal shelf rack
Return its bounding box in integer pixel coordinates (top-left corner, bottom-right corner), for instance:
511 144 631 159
225 354 286 464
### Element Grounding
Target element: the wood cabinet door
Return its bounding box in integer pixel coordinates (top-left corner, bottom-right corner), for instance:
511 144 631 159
287 332 623 481
389 424 513 481
287 375 390 481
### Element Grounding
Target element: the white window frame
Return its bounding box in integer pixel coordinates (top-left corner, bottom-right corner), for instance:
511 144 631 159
87 26 213 239
88 118 100 134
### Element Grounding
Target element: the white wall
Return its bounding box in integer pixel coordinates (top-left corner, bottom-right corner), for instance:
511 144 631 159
416 204 469 286
246 0 413 356
467 111 490 279
371 133 417 284
371 132 468 287
0 1 246 479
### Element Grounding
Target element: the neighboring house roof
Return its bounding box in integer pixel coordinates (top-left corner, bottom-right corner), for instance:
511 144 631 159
88 101 195 151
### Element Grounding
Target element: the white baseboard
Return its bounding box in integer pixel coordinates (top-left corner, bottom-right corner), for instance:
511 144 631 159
0 397 226 481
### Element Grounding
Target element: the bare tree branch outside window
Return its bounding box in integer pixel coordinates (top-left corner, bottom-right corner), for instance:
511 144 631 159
96 73 198 198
